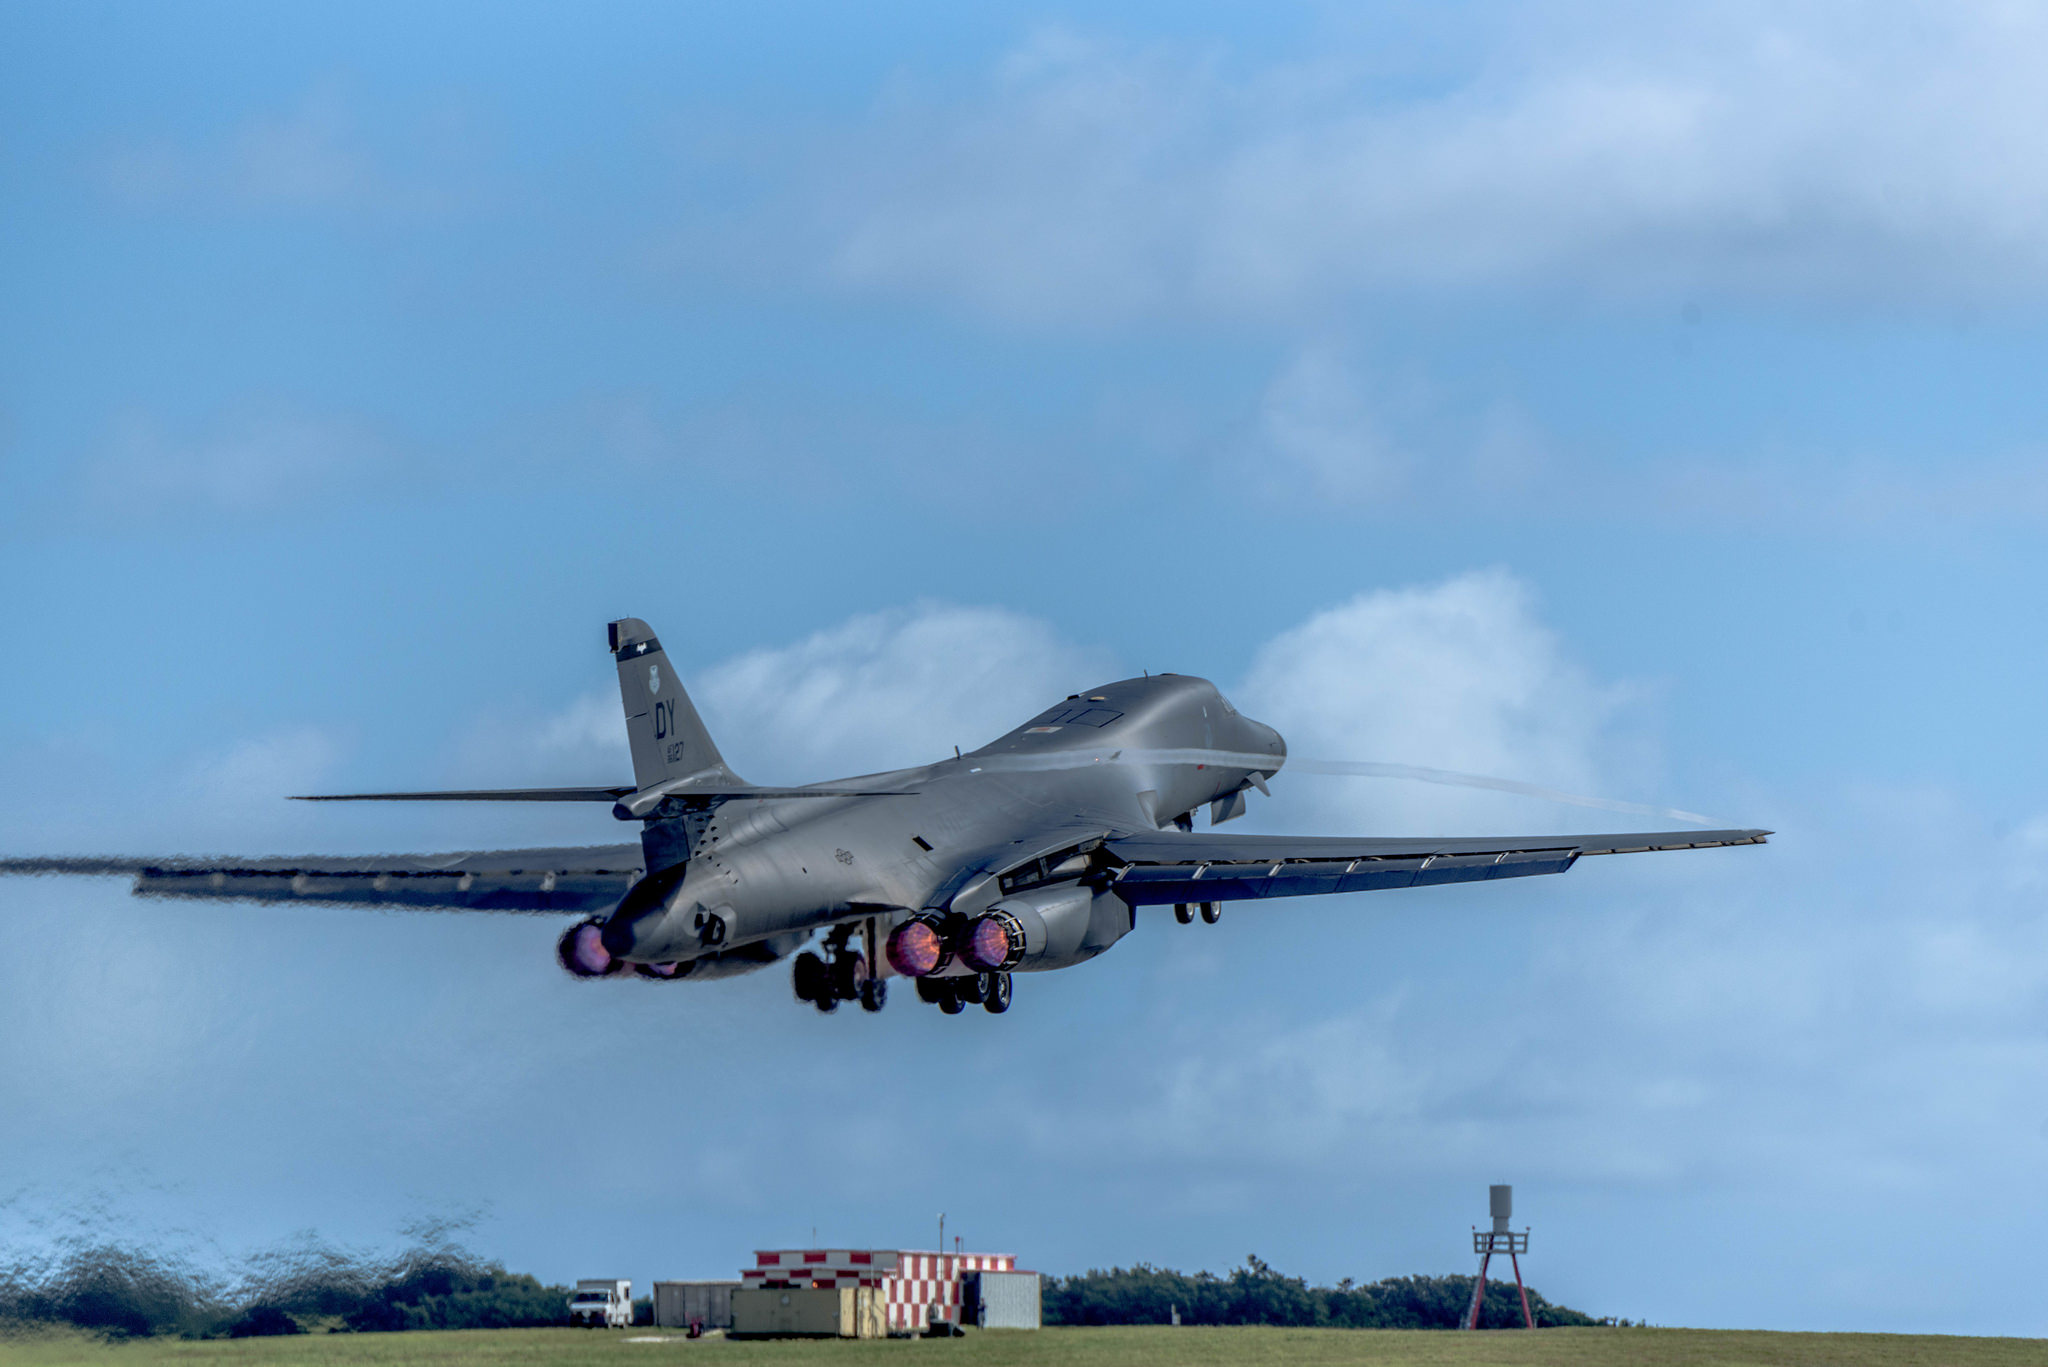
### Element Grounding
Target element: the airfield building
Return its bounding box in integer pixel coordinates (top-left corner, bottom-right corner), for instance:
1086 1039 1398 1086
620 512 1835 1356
651 1280 740 1330
736 1248 1040 1333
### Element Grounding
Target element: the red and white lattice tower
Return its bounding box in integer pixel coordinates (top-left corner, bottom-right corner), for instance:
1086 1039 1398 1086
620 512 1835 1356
1461 1185 1534 1331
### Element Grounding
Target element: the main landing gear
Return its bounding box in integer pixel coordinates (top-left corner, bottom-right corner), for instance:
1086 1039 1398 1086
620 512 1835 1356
1173 901 1222 925
792 924 886 1014
916 971 1012 1015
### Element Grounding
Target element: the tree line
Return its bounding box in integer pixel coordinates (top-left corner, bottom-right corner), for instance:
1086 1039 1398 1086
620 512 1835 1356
0 1236 569 1338
1042 1256 1603 1329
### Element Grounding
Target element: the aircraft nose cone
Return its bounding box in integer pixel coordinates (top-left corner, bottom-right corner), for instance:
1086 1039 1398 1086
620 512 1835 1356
1248 718 1286 770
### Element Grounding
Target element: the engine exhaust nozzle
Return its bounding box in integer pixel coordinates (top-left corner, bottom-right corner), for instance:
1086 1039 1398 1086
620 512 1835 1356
557 920 618 977
959 911 1024 973
885 915 950 977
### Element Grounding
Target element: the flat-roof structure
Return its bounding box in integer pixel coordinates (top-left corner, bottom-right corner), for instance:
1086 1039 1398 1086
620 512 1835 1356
742 1249 1031 1332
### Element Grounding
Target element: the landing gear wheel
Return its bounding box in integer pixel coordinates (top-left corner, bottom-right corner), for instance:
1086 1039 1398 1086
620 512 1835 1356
813 991 839 1014
792 950 827 1003
859 978 888 1013
832 951 865 1002
1174 903 1194 924
915 975 949 1005
983 972 1012 1014
959 973 987 1005
1200 901 1222 924
938 984 965 1015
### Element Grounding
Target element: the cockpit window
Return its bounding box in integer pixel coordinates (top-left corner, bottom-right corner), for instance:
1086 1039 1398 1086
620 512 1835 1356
1216 694 1240 716
1027 704 1123 728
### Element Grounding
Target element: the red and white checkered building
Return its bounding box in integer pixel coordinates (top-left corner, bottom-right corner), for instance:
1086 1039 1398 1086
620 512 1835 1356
741 1249 1022 1332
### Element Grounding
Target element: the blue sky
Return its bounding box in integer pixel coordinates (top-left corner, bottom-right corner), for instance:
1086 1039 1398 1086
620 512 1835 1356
5 0 2048 1336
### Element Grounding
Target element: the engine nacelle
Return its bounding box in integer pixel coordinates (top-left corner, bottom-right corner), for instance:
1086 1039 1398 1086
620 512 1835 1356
959 883 1132 973
666 932 809 980
562 916 804 982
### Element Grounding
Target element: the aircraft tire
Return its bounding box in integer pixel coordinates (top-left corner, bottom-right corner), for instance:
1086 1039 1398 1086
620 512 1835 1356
938 986 965 1015
792 951 826 1002
1200 901 1222 924
960 973 987 1005
1174 902 1194 924
832 951 864 1001
859 978 887 1013
983 973 1012 1014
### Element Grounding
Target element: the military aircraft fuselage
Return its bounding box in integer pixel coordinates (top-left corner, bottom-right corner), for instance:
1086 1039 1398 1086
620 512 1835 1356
608 672 1284 968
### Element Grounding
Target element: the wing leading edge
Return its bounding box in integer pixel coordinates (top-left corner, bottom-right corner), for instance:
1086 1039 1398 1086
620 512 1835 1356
1104 828 1769 905
0 845 643 913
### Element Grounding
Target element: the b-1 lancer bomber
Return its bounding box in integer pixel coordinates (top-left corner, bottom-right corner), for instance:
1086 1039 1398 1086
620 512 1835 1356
1 618 1768 1016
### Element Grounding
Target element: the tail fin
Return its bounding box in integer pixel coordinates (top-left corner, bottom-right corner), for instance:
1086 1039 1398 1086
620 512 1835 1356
609 618 743 791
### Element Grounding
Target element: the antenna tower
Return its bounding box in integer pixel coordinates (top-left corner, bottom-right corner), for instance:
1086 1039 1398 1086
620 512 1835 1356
1461 1184 1534 1330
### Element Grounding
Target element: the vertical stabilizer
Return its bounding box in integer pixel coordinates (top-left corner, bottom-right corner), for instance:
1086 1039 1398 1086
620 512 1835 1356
608 618 743 791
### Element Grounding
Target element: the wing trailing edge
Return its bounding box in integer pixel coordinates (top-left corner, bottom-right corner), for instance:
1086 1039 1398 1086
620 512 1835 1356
1104 828 1769 905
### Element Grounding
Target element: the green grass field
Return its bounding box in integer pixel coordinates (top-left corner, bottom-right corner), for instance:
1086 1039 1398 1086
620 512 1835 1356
5 1326 2046 1367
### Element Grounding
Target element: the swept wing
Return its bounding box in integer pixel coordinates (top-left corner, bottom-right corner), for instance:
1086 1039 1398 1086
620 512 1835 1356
0 845 643 913
1105 828 1769 904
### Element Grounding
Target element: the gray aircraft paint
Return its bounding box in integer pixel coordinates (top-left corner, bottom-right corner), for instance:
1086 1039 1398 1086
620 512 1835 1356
0 617 1768 1011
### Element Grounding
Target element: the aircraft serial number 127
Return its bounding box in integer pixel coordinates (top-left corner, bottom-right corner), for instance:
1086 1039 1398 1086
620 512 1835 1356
1 618 1767 1017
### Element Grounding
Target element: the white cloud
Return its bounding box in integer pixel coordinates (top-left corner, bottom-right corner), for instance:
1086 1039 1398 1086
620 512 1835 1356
441 690 635 803
98 81 487 219
83 405 401 514
694 603 1118 782
1235 344 1410 502
527 691 628 765
808 6 2048 322
224 86 378 210
184 728 341 815
1238 570 1642 833
0 725 347 856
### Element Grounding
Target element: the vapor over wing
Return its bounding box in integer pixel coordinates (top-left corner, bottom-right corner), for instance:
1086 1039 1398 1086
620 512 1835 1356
0 845 644 913
972 748 1716 825
1105 829 1769 905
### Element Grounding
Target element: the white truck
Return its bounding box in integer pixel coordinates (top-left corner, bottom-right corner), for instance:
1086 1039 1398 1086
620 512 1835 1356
568 1280 633 1329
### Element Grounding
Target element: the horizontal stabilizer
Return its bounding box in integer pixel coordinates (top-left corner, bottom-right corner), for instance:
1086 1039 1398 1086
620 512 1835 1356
294 785 914 807
295 787 632 802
